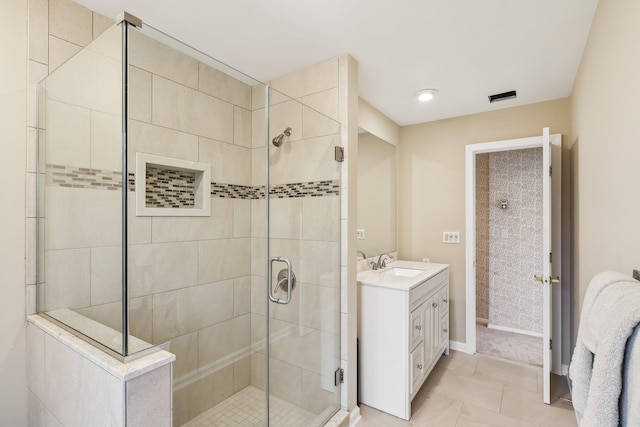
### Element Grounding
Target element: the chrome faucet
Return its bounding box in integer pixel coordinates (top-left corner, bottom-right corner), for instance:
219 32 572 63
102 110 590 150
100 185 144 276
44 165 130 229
376 253 393 270
357 250 367 260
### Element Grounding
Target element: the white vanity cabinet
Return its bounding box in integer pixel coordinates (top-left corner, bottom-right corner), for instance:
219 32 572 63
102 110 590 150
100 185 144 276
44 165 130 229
358 262 449 420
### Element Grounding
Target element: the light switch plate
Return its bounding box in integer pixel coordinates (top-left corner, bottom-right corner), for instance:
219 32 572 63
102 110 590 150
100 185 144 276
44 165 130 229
356 229 365 240
443 231 460 244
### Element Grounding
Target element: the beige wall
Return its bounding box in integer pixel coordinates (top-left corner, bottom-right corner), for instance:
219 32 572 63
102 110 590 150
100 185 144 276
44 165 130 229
358 98 400 147
0 0 28 424
571 0 640 339
398 98 571 345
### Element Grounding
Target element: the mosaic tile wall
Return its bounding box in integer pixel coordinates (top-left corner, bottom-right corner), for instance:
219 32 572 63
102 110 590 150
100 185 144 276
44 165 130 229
488 148 543 334
46 163 339 201
475 154 490 321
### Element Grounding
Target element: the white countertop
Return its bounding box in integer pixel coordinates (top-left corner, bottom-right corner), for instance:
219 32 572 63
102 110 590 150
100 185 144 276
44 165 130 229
357 260 448 291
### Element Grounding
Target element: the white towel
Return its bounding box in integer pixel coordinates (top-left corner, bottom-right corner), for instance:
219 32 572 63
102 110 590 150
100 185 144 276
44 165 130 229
569 273 640 427
569 271 631 418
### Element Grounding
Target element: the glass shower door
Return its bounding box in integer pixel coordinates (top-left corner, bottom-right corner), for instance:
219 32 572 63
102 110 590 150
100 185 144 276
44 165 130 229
265 86 342 426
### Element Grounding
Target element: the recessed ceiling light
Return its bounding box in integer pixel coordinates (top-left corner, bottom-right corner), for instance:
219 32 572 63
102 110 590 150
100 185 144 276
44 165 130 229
416 89 438 102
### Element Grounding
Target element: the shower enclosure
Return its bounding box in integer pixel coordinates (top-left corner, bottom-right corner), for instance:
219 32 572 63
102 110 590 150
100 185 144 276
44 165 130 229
36 15 342 426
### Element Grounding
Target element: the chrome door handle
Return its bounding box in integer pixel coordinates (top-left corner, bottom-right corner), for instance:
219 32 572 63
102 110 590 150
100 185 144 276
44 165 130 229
269 257 293 304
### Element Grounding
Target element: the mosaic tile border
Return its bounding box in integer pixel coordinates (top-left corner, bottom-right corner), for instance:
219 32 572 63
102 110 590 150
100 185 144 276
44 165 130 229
45 165 339 199
145 166 196 208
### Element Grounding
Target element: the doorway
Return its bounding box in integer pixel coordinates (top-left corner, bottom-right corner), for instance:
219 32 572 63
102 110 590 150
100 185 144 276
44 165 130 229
464 130 562 403
474 148 544 366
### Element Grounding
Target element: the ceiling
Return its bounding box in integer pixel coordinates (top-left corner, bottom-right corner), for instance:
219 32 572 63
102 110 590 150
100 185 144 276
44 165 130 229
73 0 598 126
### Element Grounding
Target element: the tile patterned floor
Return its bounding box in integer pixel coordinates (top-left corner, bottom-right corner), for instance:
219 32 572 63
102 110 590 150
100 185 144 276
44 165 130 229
182 385 337 427
357 351 577 427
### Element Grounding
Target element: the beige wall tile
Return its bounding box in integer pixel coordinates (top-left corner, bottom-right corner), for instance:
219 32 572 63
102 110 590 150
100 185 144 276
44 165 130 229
28 60 48 129
251 108 266 148
151 197 234 243
49 0 92 47
26 323 45 399
44 248 90 310
128 192 153 245
250 351 266 390
129 66 152 123
198 238 250 284
302 196 340 242
233 199 251 238
198 63 251 110
76 301 121 334
173 364 234 426
48 35 82 74
126 364 172 427
234 276 251 316
130 31 198 89
28 0 48 64
152 280 234 342
198 314 250 369
251 277 267 317
301 369 338 415
269 99 302 143
130 296 153 343
252 84 266 110
251 147 265 186
43 333 125 426
250 238 265 277
199 137 251 186
234 106 252 148
300 283 338 333
269 134 340 185
45 187 121 250
90 246 121 306
27 127 37 173
250 313 266 353
270 73 304 101
269 357 302 407
269 198 302 239
170 332 198 382
92 13 114 40
46 100 91 168
152 76 234 142
47 39 121 115
129 120 199 162
26 219 37 285
302 88 339 121
128 241 198 298
250 199 266 238
298 240 340 287
302 105 340 139
26 172 36 218
303 57 339 95
91 110 121 171
233 355 251 393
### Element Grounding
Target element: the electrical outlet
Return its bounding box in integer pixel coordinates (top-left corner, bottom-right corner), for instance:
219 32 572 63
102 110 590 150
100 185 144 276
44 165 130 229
633 269 640 281
443 231 460 244
356 229 365 240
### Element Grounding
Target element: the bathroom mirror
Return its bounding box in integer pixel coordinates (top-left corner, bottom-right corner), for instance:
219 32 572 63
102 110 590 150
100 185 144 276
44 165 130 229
357 130 397 259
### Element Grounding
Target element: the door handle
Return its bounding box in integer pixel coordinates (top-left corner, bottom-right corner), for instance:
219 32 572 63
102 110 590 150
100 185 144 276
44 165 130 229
534 275 560 284
269 257 293 304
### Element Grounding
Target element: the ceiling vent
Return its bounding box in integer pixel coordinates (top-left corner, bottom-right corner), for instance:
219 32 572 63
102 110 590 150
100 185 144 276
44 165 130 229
488 90 517 103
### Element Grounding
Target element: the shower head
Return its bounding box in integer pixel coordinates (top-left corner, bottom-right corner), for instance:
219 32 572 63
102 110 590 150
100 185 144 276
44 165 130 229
272 127 292 147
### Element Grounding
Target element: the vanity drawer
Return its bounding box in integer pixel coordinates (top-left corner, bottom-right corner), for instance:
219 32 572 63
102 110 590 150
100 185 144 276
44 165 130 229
410 269 449 311
410 344 425 393
410 307 424 350
439 315 449 350
438 287 449 318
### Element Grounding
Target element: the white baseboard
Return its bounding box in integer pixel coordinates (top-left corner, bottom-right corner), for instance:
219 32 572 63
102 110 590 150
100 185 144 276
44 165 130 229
487 323 543 338
449 340 470 353
350 406 362 426
476 317 489 325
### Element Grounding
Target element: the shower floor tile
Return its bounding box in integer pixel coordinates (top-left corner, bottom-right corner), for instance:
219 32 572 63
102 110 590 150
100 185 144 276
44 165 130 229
182 385 333 427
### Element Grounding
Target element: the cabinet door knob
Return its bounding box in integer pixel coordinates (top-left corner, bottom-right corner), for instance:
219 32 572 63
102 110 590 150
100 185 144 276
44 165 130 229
443 298 448 303
416 325 421 331
432 302 438 308
417 364 422 370
443 328 448 333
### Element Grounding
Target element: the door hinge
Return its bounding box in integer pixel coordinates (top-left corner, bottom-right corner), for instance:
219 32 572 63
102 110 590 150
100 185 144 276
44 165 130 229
549 339 553 351
334 146 344 162
549 166 552 177
334 368 344 386
549 252 552 263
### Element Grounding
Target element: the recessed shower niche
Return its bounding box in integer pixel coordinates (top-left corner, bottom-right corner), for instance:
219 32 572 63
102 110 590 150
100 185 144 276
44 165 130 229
135 153 211 216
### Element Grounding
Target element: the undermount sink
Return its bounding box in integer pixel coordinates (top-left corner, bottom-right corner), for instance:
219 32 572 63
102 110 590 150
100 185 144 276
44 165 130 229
383 267 423 277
